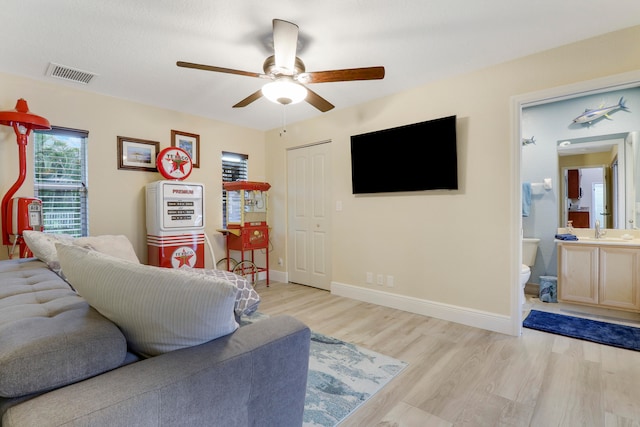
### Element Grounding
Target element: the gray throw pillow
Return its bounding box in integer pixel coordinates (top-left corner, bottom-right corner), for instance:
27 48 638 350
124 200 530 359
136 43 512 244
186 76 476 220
57 244 239 357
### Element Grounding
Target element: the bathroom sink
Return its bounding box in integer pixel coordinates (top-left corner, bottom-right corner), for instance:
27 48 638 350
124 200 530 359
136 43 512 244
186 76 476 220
571 236 640 245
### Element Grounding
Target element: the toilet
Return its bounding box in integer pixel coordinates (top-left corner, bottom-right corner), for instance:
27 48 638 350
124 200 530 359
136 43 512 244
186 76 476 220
520 238 540 304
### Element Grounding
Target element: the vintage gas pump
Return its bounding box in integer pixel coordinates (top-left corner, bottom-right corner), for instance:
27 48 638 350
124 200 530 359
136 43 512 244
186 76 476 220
0 99 50 258
8 197 43 256
146 146 206 268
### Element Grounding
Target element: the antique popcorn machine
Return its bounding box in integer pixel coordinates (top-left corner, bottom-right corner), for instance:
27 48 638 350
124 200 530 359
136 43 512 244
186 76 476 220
221 181 271 285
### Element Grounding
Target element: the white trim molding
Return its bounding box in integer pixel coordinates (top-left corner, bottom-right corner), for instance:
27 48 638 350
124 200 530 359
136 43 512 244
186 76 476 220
331 282 513 335
269 269 288 284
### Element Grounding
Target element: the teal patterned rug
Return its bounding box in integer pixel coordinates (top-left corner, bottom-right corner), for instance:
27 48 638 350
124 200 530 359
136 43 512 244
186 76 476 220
242 313 408 426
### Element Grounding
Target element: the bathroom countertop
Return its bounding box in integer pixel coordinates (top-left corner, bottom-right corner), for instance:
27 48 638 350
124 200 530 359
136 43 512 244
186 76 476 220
555 228 640 246
556 238 640 246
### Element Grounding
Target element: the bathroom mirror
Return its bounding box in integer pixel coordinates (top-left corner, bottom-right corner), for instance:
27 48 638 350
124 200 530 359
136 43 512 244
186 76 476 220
557 132 639 229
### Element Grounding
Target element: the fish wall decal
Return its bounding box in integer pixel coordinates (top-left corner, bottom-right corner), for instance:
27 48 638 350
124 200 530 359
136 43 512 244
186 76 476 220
572 97 629 125
522 136 536 146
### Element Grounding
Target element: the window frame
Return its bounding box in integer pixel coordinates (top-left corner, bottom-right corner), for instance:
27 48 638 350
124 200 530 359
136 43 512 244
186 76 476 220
33 126 89 237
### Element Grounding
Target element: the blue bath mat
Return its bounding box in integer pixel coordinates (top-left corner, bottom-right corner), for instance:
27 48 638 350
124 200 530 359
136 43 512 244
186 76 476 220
523 310 640 351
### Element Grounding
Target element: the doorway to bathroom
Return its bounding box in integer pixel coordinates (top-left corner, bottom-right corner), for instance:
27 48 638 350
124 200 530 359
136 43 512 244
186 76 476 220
516 71 640 330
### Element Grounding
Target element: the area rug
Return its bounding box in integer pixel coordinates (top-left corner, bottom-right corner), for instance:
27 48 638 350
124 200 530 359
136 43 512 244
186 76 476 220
241 313 408 426
523 309 640 351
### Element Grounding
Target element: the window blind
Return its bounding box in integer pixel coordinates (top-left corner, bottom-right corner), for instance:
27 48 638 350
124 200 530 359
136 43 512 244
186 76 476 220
34 127 88 237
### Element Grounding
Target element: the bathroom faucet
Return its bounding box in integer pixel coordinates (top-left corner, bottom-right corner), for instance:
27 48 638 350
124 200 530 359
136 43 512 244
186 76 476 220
595 220 606 239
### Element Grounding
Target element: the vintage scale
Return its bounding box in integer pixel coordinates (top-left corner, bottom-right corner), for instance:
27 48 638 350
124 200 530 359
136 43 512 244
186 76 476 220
219 181 271 285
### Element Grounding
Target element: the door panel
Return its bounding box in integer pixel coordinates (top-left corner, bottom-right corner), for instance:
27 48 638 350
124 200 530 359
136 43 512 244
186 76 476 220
313 231 326 275
294 230 307 271
287 142 331 289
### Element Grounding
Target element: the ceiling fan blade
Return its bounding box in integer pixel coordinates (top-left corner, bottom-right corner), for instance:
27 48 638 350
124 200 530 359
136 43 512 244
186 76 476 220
232 89 264 108
272 19 298 73
305 88 334 112
177 61 267 79
302 66 385 84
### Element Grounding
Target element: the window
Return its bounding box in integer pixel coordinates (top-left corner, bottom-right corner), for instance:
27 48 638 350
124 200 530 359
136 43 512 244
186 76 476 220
221 151 248 228
33 127 88 237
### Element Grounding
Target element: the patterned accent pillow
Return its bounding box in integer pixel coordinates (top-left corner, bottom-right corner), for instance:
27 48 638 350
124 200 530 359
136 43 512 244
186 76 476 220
57 244 238 357
180 266 261 317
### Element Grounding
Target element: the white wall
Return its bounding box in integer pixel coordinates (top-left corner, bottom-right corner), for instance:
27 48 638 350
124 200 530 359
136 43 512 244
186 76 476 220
265 25 640 334
0 72 266 265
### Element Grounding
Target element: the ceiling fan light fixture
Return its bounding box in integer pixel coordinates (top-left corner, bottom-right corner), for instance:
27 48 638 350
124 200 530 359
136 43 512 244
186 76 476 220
262 78 307 105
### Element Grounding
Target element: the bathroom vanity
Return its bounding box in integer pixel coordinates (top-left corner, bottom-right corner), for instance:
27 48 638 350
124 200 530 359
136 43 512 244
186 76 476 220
557 230 640 312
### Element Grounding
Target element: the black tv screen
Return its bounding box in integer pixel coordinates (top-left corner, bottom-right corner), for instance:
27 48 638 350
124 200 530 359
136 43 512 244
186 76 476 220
350 115 458 194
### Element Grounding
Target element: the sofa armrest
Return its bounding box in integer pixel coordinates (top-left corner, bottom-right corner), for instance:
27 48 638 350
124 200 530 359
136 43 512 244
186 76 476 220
2 315 310 427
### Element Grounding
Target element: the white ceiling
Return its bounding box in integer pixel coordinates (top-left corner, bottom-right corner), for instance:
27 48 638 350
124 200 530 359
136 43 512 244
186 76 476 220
2 1 640 131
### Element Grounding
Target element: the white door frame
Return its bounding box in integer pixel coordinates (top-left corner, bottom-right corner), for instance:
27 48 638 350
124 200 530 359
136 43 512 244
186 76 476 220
511 70 640 335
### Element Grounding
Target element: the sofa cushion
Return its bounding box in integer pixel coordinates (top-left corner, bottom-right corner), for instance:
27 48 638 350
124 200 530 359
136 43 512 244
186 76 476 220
0 258 127 398
23 231 140 279
57 244 239 357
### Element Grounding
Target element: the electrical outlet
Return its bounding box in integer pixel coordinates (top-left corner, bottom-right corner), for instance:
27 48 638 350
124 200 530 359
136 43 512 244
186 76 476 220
376 274 384 285
366 272 373 284
278 257 283 266
387 275 394 287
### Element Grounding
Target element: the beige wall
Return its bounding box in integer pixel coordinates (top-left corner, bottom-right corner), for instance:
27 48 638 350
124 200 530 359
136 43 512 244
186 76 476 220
265 25 640 330
0 73 266 265
1 25 639 334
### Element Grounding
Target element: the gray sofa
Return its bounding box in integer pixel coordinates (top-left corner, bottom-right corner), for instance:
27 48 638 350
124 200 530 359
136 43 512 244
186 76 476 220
0 256 310 426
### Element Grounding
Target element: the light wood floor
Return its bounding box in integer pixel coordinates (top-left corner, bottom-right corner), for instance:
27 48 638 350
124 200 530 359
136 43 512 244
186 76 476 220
255 281 640 427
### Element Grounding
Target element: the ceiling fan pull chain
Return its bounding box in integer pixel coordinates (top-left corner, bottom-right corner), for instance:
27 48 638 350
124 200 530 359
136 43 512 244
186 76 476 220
280 104 287 136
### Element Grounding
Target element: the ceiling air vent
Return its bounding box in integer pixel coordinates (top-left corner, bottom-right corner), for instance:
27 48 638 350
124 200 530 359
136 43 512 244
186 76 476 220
46 63 97 84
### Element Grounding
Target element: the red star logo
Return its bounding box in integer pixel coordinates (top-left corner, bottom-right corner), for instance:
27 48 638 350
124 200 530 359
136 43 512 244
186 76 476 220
170 157 187 174
174 252 193 267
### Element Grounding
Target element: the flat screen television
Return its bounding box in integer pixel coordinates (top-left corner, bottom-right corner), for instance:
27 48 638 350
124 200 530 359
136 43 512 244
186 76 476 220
350 115 458 194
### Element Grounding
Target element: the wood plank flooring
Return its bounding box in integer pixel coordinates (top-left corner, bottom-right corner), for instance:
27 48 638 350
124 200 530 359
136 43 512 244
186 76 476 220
254 281 640 426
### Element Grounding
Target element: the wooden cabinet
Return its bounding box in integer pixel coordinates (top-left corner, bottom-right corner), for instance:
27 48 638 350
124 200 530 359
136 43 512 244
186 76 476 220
567 169 581 199
568 210 590 228
558 243 640 312
599 246 640 311
558 244 598 305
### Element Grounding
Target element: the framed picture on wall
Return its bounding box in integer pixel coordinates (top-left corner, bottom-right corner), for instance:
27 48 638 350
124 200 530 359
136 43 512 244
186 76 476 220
117 136 159 172
171 130 200 168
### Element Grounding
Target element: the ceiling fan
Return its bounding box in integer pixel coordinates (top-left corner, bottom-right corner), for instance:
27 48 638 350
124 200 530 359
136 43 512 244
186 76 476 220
177 19 385 112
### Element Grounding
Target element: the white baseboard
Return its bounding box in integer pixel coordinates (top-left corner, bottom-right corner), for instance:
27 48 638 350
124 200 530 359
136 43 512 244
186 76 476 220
267 269 287 284
331 281 516 336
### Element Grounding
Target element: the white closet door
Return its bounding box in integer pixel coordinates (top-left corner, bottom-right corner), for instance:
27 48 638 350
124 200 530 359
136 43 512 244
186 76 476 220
287 142 332 290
